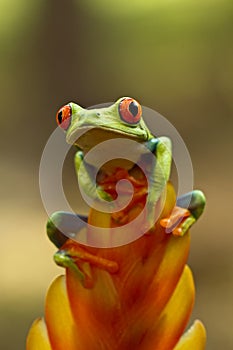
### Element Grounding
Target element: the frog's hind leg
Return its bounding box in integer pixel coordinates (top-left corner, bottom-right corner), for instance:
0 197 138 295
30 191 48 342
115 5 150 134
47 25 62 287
47 211 92 287
160 190 206 236
177 190 206 221
47 211 88 248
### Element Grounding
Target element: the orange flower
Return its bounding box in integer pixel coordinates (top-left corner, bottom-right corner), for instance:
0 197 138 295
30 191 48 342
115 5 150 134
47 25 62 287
27 183 206 350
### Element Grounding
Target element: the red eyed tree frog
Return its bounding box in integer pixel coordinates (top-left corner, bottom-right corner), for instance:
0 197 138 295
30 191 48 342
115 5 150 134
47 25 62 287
47 97 205 280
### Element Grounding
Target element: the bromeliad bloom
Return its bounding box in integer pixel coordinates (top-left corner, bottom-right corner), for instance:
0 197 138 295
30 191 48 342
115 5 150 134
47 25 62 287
28 97 206 349
26 182 206 350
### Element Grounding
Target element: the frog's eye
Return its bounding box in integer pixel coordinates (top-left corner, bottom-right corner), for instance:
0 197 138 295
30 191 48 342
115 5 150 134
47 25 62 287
119 98 142 125
56 104 72 130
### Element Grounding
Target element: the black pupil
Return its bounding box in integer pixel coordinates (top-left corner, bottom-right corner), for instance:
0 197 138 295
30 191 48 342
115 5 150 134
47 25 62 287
58 110 63 124
129 101 138 117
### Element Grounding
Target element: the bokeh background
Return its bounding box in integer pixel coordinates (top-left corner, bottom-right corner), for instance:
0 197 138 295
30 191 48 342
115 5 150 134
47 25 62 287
1 0 232 349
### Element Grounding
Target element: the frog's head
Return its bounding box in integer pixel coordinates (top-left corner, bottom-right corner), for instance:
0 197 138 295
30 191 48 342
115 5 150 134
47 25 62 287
56 97 152 153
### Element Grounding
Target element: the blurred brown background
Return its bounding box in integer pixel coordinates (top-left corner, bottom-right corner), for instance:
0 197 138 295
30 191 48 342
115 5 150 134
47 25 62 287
1 0 232 349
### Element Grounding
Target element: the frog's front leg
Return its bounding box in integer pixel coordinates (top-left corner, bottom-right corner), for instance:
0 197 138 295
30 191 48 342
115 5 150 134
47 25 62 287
160 190 206 236
74 149 113 202
145 137 172 230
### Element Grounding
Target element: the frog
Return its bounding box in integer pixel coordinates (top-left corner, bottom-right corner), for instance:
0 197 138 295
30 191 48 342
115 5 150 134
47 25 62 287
46 97 205 285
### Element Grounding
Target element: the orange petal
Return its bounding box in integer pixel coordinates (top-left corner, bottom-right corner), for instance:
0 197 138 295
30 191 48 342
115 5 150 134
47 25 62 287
141 265 195 350
145 233 190 313
45 275 81 350
173 320 207 350
66 267 120 349
114 231 190 316
26 318 52 350
115 234 191 347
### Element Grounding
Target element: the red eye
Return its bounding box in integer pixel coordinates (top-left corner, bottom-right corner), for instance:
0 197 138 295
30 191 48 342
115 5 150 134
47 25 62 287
56 104 72 130
119 98 142 125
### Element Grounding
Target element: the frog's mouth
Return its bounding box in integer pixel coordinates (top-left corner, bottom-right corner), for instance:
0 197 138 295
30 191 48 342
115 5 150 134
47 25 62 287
66 125 147 154
67 125 150 170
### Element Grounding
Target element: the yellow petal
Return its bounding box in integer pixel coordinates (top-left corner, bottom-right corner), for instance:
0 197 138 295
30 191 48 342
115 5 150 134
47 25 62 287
141 265 195 350
87 209 113 246
26 318 52 350
173 320 207 350
45 275 81 350
159 181 177 219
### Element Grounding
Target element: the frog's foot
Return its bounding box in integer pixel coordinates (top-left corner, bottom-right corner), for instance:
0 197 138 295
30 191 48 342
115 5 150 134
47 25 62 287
54 249 92 288
54 241 119 288
96 186 113 201
160 206 194 237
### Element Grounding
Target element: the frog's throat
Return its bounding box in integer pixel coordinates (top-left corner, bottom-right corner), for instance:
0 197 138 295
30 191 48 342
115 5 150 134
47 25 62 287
66 125 148 150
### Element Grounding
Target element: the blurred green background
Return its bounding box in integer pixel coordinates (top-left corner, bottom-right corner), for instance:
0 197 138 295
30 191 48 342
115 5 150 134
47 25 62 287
1 0 232 349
